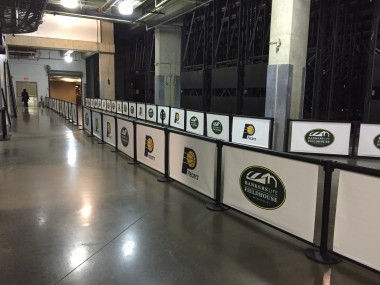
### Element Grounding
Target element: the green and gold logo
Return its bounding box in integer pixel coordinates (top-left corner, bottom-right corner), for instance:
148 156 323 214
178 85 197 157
240 166 286 210
182 147 199 180
120 127 129 147
242 124 256 141
374 134 380 150
211 120 223 135
123 104 128 113
148 108 154 118
190 116 199 129
144 135 155 160
305 129 334 147
174 112 180 124
130 105 135 115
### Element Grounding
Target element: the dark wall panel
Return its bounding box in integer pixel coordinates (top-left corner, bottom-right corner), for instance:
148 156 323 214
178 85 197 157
181 96 203 111
181 71 204 89
244 63 268 88
211 67 238 88
210 96 236 114
242 97 265 117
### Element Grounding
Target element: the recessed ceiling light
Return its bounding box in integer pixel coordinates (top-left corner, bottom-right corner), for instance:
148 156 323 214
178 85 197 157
61 0 79 9
119 1 134 15
64 54 73 63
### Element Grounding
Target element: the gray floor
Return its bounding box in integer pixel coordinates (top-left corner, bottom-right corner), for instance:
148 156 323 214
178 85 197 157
1 107 379 285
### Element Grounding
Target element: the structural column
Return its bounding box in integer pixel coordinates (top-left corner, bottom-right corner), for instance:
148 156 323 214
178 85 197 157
265 0 311 151
99 21 115 100
154 27 181 107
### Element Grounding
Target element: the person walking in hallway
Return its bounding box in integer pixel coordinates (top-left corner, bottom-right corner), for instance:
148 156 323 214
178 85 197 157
21 89 29 108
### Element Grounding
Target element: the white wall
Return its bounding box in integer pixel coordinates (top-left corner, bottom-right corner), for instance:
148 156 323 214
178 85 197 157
9 50 86 102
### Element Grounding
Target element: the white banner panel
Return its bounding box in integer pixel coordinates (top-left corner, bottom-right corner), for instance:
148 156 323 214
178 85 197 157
157 106 170 125
289 121 351 155
92 111 102 140
83 107 92 134
65 102 69 118
94 99 99 109
333 171 380 271
357 124 380 157
97 99 102 109
68 104 73 121
102 114 116 147
90 99 95 108
117 118 134 158
146 105 157 123
129 102 137 118
137 103 146 120
170 108 185 130
72 105 78 125
136 125 165 174
169 133 216 198
122 102 129 115
111 101 117 113
206 113 230 141
186 111 205 136
232 117 271 148
102 99 107 111
106 100 112 112
222 146 319 242
116 101 123 114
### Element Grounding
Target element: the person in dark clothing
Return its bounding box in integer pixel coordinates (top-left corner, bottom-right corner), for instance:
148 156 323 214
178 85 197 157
21 89 29 107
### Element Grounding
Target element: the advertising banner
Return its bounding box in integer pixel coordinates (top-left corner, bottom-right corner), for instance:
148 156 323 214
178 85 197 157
232 116 272 148
102 114 116 147
102 99 107 111
72 105 78 125
83 107 92 134
136 124 165 173
222 146 319 242
333 170 380 271
170 108 185 130
122 102 129 115
117 118 134 158
157 106 170 125
206 113 230 141
289 121 351 155
92 111 102 140
90 98 95 108
107 100 112 112
146 105 157 123
129 102 137 118
117 101 123 114
186 110 205 136
94 99 99 109
137 103 146 120
169 133 216 198
357 124 380 157
111 101 117 113
65 102 69 118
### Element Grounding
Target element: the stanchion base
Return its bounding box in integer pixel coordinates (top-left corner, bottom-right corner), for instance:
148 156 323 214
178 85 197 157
0 135 11 141
111 149 120 153
87 135 94 137
206 202 229 212
305 247 341 264
157 176 173 183
128 160 140 165
97 142 105 144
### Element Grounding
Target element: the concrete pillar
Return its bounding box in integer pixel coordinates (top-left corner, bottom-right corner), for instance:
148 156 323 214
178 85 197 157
99 21 115 100
154 27 181 107
265 0 311 151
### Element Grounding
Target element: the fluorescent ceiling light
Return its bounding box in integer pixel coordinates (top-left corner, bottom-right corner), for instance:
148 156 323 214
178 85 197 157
61 0 79 9
119 1 134 15
64 54 73 63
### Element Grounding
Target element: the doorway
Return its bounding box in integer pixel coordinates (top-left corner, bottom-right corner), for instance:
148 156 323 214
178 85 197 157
16 81 38 107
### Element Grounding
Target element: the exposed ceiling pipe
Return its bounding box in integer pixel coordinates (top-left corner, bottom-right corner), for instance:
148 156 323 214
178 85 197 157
98 0 122 14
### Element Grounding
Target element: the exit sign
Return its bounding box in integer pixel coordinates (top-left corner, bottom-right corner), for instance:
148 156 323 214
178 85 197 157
24 77 29 80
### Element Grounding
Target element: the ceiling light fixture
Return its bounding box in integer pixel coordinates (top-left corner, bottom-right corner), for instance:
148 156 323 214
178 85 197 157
119 1 134 15
64 54 73 63
61 0 79 9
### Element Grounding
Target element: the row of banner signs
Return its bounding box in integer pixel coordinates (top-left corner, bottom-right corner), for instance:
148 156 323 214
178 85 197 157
47 98 79 126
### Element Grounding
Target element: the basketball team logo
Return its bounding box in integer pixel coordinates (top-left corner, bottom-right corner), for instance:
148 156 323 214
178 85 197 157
374 134 380 150
211 120 223 135
85 113 89 126
120 127 129 147
305 129 334 147
144 136 155 160
240 166 286 210
242 124 256 141
148 108 154 118
181 147 199 180
174 112 180 124
107 101 111 110
112 102 116 111
123 104 128 113
107 122 111 137
190 116 199 129
130 106 135 115
102 101 106 110
117 103 121 112
139 107 143 116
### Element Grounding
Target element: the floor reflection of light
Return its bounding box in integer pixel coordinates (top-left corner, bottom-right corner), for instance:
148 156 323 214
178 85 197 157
123 241 135 257
69 246 87 267
67 148 77 166
323 268 331 285
79 204 92 227
37 212 47 226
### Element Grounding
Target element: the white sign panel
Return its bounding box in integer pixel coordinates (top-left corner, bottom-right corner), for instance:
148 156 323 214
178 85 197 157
97 99 102 109
289 121 351 155
334 171 380 271
169 133 216 198
136 125 165 174
186 110 205 136
103 115 116 147
129 102 137 118
357 124 380 157
170 108 185 130
232 116 271 148
122 102 129 115
92 111 102 140
94 99 99 109
137 103 146 120
111 101 117 113
90 98 95 108
106 100 112 112
102 99 107 111
157 106 170 125
83 107 92 134
146 105 157 123
117 118 134 158
222 146 319 242
206 113 230 141
117 101 123 114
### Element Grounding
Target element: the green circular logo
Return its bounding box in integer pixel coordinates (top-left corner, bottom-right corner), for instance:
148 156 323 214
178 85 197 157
240 166 286 210
211 120 223 134
305 129 335 147
85 113 89 126
148 108 154 118
374 134 380 150
121 127 129 147
124 104 128 112
112 102 116 110
130 106 135 115
190 116 199 129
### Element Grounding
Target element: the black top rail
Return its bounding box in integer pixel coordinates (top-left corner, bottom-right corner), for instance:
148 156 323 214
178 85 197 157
334 161 380 178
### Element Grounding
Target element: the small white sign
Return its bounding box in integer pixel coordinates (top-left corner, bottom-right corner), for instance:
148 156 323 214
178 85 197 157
146 105 157 123
232 116 272 148
157 106 170 126
102 99 107 111
186 110 205 136
129 102 137 118
90 98 95 108
103 114 116 147
357 124 380 157
170 107 185 130
111 100 117 113
137 103 146 120
206 113 230 141
116 101 123 114
106 100 112 112
97 99 102 109
122 102 129 115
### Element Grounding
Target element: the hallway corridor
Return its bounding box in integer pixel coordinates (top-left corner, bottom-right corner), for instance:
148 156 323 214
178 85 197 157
0 107 379 285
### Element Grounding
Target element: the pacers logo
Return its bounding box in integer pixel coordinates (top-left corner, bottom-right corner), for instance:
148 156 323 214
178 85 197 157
174 112 180 124
130 106 135 115
181 147 199 180
242 124 256 141
139 107 143 116
374 134 380 150
305 129 334 147
106 122 111 138
85 113 89 126
120 127 129 147
123 104 128 113
144 136 155 160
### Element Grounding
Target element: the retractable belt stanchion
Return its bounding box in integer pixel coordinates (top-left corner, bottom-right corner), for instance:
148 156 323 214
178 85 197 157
128 120 140 165
157 127 173 182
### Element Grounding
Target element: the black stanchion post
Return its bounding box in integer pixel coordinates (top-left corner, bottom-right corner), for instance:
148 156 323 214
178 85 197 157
128 120 140 165
305 160 341 264
206 140 228 211
157 128 173 182
0 108 10 141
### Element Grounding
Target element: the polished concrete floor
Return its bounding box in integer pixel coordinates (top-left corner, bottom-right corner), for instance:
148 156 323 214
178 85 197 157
1 107 379 285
